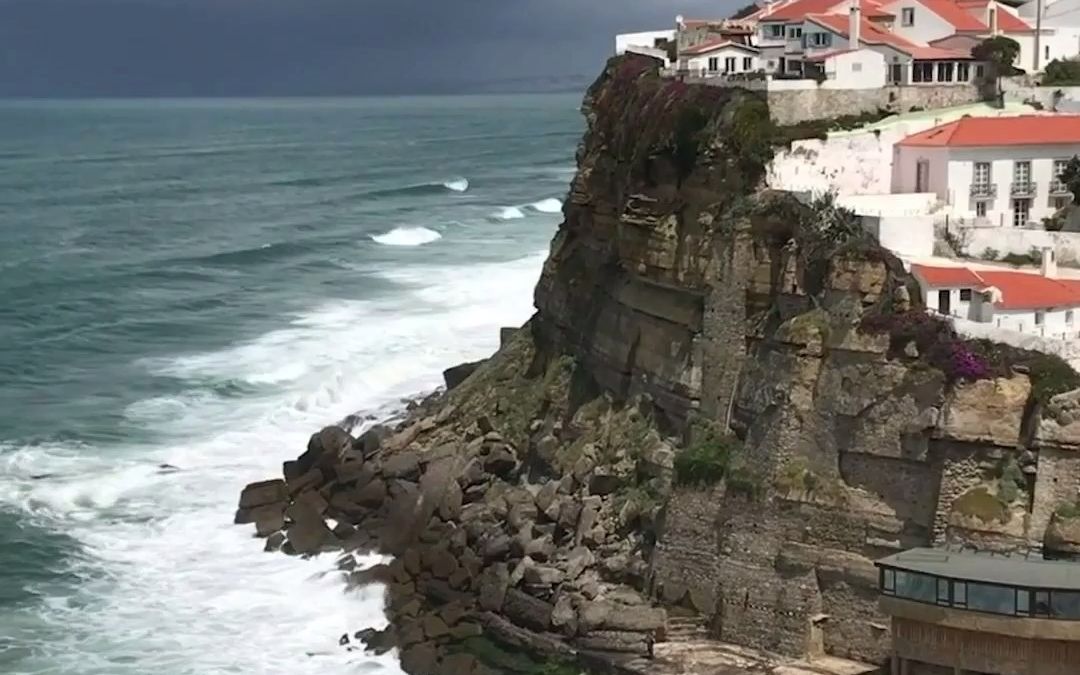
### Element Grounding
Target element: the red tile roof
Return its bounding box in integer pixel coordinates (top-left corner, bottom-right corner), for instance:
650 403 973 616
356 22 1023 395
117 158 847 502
681 39 760 55
897 115 1080 147
806 13 924 53
953 0 1032 31
911 0 989 30
912 264 987 288
913 264 1080 310
761 0 892 22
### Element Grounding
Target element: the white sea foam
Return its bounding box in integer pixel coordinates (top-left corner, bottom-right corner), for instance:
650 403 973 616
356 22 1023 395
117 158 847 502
442 177 469 192
529 197 563 213
494 206 526 220
370 226 442 247
0 250 547 675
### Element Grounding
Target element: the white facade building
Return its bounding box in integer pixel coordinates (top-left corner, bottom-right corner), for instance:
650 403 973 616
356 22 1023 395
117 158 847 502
681 40 762 76
892 114 1080 228
912 257 1080 338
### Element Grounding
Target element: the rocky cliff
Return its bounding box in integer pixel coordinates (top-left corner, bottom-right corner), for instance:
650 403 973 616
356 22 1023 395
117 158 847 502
236 55 1080 674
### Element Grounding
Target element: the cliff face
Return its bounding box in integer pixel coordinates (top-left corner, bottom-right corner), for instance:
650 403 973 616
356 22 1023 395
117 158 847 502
238 56 1080 673
531 55 1080 663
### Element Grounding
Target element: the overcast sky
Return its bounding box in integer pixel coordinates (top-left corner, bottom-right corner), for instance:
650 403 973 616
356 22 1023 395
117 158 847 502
0 0 738 97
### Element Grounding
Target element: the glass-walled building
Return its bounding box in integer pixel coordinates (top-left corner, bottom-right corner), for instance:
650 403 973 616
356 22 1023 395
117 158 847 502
876 548 1080 675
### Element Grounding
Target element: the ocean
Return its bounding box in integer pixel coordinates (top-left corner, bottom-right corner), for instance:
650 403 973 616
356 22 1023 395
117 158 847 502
0 95 581 674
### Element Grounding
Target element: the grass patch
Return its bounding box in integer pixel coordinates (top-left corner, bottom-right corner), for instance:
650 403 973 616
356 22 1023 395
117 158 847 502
1056 500 1080 520
998 456 1026 504
774 458 845 503
952 486 1009 524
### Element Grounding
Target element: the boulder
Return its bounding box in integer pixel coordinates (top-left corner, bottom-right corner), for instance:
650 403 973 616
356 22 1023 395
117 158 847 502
602 605 665 632
286 468 324 496
348 563 395 588
481 533 512 561
355 627 396 656
382 451 421 480
535 481 559 515
449 622 483 640
578 600 612 633
421 614 450 639
285 516 334 555
235 502 284 525
403 548 422 576
574 630 650 654
524 534 556 562
551 594 579 637
557 500 582 532
439 480 464 521
524 565 565 587
294 489 329 515
588 470 622 496
478 562 510 611
564 546 594 581
264 531 285 552
299 426 354 473
503 589 553 632
423 548 459 580
354 424 391 458
483 445 518 478
400 642 439 675
238 479 287 509
440 653 480 675
443 360 484 390
354 477 388 508
254 509 285 538
458 458 486 488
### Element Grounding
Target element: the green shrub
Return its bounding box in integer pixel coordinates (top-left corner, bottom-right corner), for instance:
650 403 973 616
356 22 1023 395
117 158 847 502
1043 59 1080 86
1056 501 1080 519
953 486 1009 523
980 247 1000 261
674 435 733 487
1027 352 1080 406
1000 251 1041 266
998 457 1025 503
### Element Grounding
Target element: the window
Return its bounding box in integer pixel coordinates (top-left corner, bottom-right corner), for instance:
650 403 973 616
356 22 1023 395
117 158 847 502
912 62 933 82
788 26 802 39
976 64 985 79
1014 160 1032 185
1035 590 1051 616
976 201 987 217
902 7 915 25
852 62 863 72
724 56 736 72
889 63 903 83
1017 589 1031 616
770 24 785 38
743 56 753 70
708 57 719 72
1054 158 1069 192
1051 591 1080 619
812 32 832 47
1036 310 1046 325
936 578 951 605
957 62 970 81
968 582 1018 615
1067 310 1074 325
895 571 937 603
1014 198 1031 227
953 581 967 607
1046 45 1051 60
882 568 896 592
974 161 991 187
960 289 973 301
937 62 954 82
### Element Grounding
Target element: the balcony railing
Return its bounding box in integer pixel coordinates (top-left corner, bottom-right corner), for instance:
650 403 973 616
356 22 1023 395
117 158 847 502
970 183 997 198
1011 181 1037 197
1051 180 1071 195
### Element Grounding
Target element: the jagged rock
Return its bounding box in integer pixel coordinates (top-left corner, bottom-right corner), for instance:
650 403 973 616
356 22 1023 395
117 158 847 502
564 545 594 580
354 477 388 508
535 435 559 464
574 630 650 654
588 470 622 496
503 589 553 632
509 557 532 586
440 653 480 675
294 489 329 515
353 424 390 457
439 479 464 521
450 622 483 640
400 642 439 675
481 533 512 561
334 460 374 487
575 497 601 545
536 481 559 514
483 445 517 477
557 500 582 532
578 600 611 633
238 479 287 509
382 451 421 480
264 531 285 552
254 509 285 538
348 563 395 588
423 548 459 580
602 605 665 631
524 565 565 586
421 614 450 639
235 502 283 525
499 326 517 347
551 594 578 637
300 426 354 473
399 621 426 647
355 627 396 655
478 562 510 611
286 467 323 496
285 514 333 555
458 458 486 488
689 585 717 615
524 534 556 562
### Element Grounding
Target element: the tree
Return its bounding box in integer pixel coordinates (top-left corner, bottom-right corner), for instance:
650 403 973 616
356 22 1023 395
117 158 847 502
972 36 1022 104
1043 58 1080 86
1060 155 1080 203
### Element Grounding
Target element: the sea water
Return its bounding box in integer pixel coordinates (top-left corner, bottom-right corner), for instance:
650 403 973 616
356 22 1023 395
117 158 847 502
0 95 581 675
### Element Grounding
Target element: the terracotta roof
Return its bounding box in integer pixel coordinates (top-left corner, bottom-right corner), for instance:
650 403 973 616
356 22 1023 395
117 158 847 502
806 13 924 53
761 0 892 22
912 264 987 288
910 0 989 30
912 264 1080 310
897 115 1080 147
977 271 1080 310
954 0 1032 31
681 39 760 55
906 45 975 59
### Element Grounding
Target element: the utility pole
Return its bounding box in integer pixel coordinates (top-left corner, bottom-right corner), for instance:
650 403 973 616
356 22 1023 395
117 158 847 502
1035 0 1044 72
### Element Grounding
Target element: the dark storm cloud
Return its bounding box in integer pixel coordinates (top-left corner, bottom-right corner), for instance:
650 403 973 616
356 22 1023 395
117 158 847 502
0 0 736 96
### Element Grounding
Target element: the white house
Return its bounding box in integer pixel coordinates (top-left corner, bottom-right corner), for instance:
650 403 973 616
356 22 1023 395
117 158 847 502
891 114 1080 228
615 29 677 56
912 257 1080 337
680 39 762 76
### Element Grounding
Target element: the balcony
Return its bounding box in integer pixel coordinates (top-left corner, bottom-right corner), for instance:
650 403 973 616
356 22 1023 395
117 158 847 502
969 183 997 198
1051 180 1072 196
1011 181 1037 197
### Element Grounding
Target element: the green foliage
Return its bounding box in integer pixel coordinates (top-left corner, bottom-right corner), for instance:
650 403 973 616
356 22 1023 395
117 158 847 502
729 96 781 179
1027 352 1080 406
973 36 1022 102
674 432 734 487
998 457 1026 504
1000 247 1042 266
774 458 846 502
1044 208 1068 232
1056 500 1080 520
773 108 893 146
981 247 1001 261
725 457 766 500
1043 59 1080 86
1060 156 1080 203
457 637 580 675
953 486 1009 523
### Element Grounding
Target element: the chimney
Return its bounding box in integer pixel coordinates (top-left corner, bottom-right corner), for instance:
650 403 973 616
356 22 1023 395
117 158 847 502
849 0 862 47
988 5 999 34
1042 247 1058 277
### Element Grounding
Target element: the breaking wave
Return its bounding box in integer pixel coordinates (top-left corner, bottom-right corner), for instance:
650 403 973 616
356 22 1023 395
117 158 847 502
528 198 562 213
370 227 442 247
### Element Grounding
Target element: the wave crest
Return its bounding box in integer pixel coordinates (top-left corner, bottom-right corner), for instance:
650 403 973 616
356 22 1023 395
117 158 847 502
442 178 469 192
371 226 442 247
529 198 562 214
493 207 525 221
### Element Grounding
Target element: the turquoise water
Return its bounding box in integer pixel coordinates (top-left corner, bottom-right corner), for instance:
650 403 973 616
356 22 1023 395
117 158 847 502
0 95 580 674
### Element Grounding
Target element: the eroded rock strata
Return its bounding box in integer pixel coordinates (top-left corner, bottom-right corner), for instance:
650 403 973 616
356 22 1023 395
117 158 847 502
237 55 1080 674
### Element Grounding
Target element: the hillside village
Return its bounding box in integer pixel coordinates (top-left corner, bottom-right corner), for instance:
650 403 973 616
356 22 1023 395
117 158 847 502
621 0 1080 369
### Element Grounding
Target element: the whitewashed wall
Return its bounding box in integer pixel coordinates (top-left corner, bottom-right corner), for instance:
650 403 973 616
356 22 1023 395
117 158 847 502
965 227 1080 264
881 0 958 43
824 50 888 89
862 214 937 257
615 30 675 55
